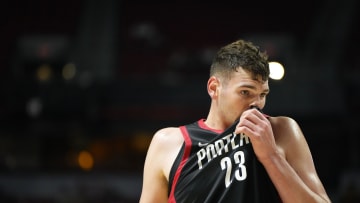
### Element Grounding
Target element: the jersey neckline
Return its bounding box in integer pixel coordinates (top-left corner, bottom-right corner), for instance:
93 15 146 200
197 119 224 134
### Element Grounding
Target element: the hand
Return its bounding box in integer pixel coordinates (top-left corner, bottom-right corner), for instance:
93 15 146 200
234 108 279 162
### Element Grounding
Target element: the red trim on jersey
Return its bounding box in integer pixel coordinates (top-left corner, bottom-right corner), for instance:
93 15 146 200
168 126 192 203
198 119 224 134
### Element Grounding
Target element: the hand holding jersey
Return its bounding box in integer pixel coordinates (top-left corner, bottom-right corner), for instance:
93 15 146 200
235 108 283 164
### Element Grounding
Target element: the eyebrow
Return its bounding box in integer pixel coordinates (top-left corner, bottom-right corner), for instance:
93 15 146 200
238 84 270 93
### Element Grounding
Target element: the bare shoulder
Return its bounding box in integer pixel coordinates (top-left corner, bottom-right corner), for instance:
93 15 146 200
268 116 299 129
151 127 184 149
145 126 184 165
147 127 185 180
268 116 305 147
140 127 184 203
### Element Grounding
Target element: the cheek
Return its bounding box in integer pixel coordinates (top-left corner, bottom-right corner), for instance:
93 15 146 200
222 93 247 111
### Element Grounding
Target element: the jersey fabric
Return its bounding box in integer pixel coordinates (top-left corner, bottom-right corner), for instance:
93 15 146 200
168 119 281 203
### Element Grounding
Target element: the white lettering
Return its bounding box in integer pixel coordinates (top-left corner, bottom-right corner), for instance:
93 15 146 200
197 149 206 169
214 139 225 156
206 144 217 161
239 133 250 146
197 133 251 170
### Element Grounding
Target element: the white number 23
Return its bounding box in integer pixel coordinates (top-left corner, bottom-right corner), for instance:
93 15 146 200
220 151 247 187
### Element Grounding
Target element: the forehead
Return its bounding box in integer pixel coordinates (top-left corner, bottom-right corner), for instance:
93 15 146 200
227 68 269 89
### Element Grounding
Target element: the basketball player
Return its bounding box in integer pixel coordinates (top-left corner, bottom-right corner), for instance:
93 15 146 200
139 39 331 203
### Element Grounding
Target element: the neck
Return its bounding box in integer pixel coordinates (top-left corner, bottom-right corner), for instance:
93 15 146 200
205 113 233 131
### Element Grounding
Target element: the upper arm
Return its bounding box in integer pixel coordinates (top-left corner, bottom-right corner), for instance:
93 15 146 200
274 117 331 202
139 127 183 203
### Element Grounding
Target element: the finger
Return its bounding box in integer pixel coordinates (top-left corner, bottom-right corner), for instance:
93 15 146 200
236 115 259 136
249 108 267 120
241 109 264 125
235 125 255 137
237 110 269 136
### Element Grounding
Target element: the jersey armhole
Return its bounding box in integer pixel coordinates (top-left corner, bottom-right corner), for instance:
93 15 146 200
168 125 192 202
168 142 184 195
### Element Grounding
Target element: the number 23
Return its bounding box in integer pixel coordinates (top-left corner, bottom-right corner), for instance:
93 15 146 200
220 151 247 187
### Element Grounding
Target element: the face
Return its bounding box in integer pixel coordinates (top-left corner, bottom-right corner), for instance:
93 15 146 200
209 68 270 126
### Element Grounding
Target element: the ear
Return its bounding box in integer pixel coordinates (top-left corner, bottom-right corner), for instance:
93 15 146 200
207 76 219 98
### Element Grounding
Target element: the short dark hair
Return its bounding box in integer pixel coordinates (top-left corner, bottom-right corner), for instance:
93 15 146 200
210 39 269 82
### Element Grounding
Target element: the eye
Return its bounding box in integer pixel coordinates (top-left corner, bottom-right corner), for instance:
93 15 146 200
260 93 268 98
240 90 250 96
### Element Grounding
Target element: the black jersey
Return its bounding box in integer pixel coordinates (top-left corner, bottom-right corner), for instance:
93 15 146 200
168 119 281 203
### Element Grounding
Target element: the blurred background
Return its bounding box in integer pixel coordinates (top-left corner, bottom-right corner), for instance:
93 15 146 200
0 0 360 202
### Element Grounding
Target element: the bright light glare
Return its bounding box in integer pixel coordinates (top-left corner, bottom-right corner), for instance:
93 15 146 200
269 61 285 80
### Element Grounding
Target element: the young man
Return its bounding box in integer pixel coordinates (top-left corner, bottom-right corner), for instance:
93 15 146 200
139 39 331 203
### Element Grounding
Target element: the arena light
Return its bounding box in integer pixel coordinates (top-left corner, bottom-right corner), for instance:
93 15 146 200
78 150 94 171
62 63 77 80
36 64 52 82
269 61 285 80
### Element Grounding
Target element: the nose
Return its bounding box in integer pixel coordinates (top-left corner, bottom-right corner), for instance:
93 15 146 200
249 96 264 111
249 100 261 109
